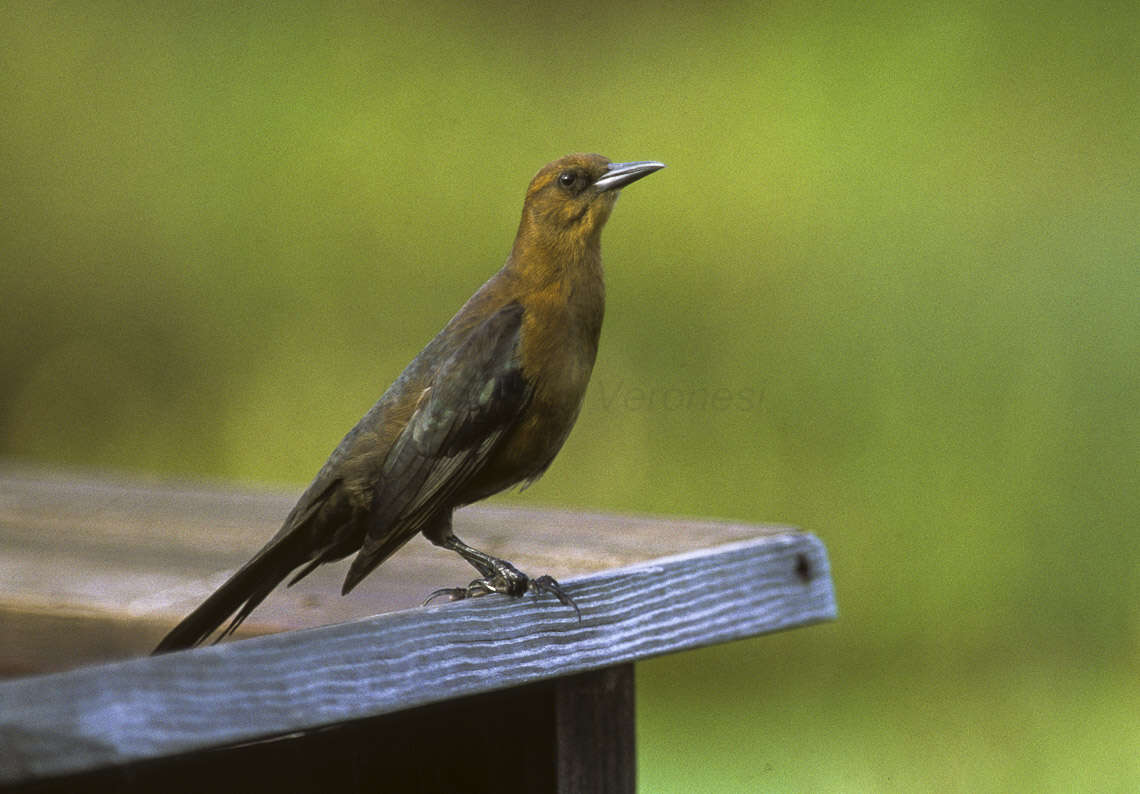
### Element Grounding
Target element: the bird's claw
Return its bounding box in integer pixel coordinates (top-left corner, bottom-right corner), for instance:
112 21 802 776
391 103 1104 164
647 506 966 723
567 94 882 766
529 574 582 622
423 579 489 605
423 586 466 605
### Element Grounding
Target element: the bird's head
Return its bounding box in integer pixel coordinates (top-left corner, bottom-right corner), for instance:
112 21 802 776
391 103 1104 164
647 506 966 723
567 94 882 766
514 153 664 261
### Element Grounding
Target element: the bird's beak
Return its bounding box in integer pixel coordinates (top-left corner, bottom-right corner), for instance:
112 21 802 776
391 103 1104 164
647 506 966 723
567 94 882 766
593 160 666 192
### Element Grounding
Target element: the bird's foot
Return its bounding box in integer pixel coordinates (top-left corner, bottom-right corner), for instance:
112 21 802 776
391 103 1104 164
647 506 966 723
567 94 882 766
429 534 580 618
423 568 580 621
422 555 527 605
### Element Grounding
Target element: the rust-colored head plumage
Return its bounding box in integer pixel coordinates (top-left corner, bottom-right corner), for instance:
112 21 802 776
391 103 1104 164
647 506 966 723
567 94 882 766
514 153 664 260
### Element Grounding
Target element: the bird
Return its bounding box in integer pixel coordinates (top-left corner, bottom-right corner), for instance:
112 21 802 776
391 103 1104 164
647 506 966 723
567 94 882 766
153 153 664 653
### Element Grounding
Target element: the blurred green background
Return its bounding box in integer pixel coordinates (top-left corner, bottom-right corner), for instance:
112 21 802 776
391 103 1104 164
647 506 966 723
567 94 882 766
3 1 1137 789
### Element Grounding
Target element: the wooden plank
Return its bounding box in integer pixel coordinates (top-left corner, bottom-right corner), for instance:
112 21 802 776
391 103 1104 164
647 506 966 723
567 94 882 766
4 665 634 793
556 663 636 792
0 527 835 783
0 465 803 671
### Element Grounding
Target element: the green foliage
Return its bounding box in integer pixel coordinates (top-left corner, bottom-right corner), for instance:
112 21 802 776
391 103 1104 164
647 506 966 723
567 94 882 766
2 1 1137 788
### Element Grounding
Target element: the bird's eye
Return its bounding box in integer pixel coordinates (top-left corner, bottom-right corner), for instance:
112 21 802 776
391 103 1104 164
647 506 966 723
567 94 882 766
558 171 578 188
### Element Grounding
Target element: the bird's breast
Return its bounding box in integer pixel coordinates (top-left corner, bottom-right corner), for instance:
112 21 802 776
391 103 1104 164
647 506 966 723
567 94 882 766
460 274 603 499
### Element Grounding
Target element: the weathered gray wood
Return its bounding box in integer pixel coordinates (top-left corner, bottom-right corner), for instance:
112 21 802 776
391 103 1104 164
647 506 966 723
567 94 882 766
0 526 835 783
7 665 634 793
0 464 805 672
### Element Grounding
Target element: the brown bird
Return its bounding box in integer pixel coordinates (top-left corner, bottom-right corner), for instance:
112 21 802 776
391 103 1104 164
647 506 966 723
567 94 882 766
154 153 664 652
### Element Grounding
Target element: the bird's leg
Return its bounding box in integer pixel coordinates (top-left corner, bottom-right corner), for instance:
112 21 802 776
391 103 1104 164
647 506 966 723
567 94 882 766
423 533 580 619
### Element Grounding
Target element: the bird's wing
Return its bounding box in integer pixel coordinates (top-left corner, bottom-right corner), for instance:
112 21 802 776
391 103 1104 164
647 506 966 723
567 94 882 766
341 300 531 592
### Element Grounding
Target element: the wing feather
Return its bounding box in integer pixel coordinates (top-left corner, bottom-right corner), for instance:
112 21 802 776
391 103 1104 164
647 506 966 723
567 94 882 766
341 301 531 592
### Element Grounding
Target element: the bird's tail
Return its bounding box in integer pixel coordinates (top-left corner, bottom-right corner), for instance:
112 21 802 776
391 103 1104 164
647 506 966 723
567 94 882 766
152 533 308 654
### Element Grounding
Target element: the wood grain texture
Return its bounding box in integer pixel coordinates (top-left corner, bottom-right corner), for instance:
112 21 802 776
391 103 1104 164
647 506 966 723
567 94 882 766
4 666 636 793
0 523 835 783
1 464 804 671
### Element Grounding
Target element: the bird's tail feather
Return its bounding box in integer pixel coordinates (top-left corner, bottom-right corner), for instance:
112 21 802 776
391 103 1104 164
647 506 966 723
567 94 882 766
152 533 308 654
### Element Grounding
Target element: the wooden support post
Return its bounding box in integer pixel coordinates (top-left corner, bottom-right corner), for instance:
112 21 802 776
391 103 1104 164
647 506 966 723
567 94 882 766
556 664 636 793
